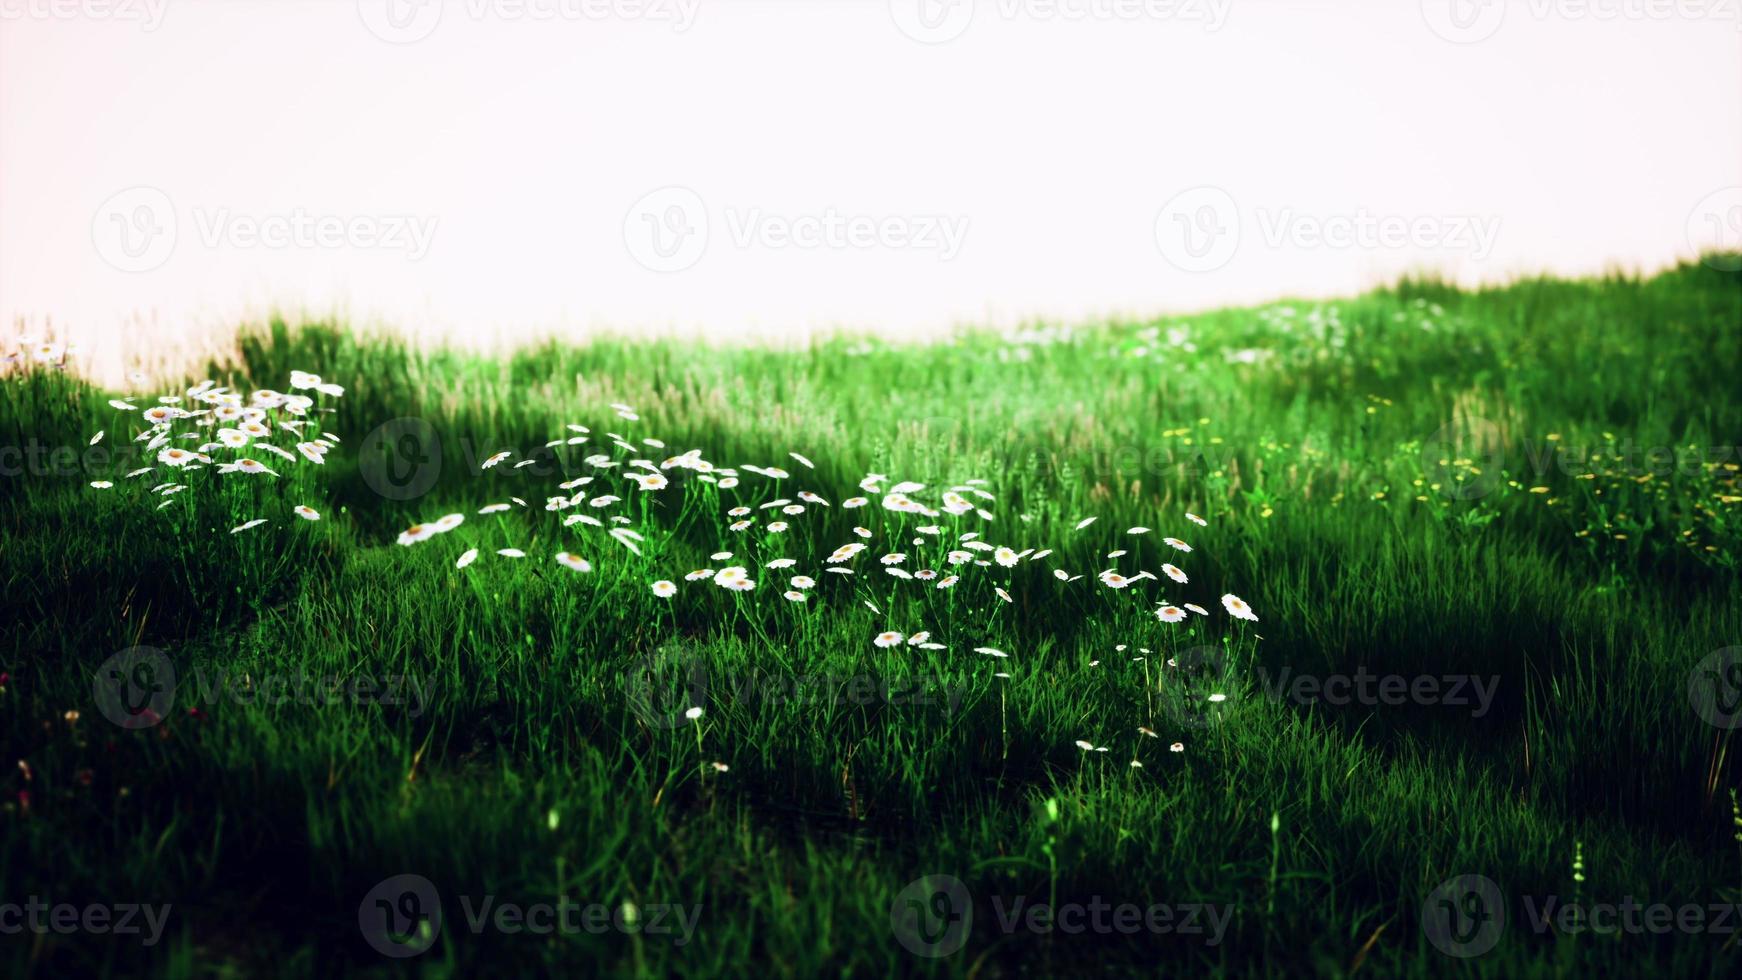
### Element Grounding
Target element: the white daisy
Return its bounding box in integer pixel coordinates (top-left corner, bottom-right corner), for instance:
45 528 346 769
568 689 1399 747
294 505 321 521
219 458 277 476
873 631 904 648
651 580 677 597
555 552 592 572
1221 593 1258 621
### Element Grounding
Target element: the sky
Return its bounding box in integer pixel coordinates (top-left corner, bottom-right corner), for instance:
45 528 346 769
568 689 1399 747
2 0 1739 380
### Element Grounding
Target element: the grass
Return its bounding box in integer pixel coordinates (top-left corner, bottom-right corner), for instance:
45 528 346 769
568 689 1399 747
3 257 1741 977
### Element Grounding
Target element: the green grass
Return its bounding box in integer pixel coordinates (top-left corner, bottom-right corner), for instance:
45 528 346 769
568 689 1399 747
3 258 1741 977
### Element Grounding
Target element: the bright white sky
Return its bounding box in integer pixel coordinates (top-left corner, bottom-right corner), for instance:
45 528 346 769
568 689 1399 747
2 0 1739 377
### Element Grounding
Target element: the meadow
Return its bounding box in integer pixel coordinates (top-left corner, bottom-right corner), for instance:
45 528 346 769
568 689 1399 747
2 258 1741 977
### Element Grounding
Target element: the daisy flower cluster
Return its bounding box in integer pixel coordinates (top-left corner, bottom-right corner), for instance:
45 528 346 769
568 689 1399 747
393 402 1261 662
84 370 345 529
4 335 79 369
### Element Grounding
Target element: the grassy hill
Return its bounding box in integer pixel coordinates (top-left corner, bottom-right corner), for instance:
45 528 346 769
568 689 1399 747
3 259 1740 977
